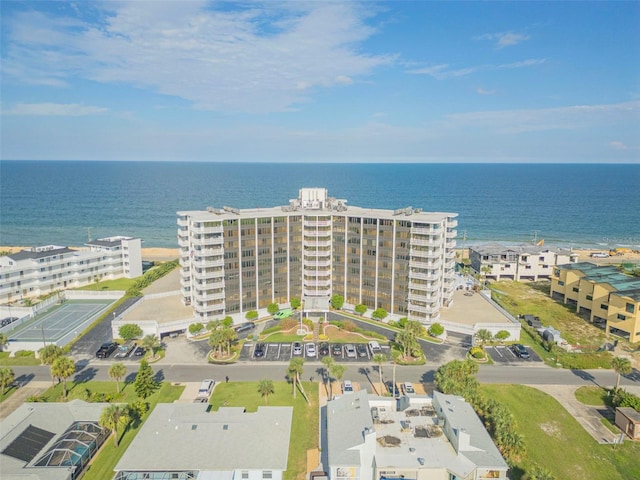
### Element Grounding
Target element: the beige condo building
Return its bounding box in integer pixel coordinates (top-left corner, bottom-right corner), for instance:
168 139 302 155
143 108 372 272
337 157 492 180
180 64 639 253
177 188 458 324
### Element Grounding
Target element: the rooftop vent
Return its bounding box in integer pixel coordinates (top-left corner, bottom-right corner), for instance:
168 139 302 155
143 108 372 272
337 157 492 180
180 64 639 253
223 424 228 430
417 458 425 466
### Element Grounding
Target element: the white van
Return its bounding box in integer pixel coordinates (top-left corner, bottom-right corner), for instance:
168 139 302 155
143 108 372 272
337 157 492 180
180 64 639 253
197 379 215 398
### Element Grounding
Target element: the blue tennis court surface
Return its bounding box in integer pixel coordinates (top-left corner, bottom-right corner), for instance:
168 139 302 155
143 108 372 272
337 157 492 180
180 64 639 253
9 300 114 343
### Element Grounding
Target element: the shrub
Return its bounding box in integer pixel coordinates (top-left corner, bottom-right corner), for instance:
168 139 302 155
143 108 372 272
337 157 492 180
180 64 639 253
302 318 313 328
14 350 35 357
397 317 408 329
470 347 485 359
267 303 279 315
371 308 388 320
245 310 258 320
125 260 178 297
188 323 204 335
330 294 344 310
119 324 143 341
222 316 233 328
428 323 445 337
280 318 298 331
354 304 367 315
612 388 640 411
495 330 511 342
341 320 358 332
362 330 387 340
290 297 301 309
329 320 343 329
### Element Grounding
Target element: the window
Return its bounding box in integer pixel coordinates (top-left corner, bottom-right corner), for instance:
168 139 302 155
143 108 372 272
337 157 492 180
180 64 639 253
626 303 635 314
558 280 564 286
263 471 272 479
572 287 579 292
600 304 608 310
617 314 626 321
242 472 249 480
586 295 593 301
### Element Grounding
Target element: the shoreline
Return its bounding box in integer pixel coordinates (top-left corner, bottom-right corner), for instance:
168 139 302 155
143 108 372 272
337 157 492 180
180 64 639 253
2 245 639 264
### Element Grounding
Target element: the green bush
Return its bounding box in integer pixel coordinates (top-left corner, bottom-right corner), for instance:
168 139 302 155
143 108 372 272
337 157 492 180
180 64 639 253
14 350 35 357
397 317 408 329
330 294 344 310
470 347 485 359
354 304 367 315
290 297 301 309
119 323 143 340
329 320 343 329
188 323 204 335
362 330 387 340
125 260 178 297
428 323 445 336
371 308 388 320
245 310 258 320
267 303 279 315
612 388 640 411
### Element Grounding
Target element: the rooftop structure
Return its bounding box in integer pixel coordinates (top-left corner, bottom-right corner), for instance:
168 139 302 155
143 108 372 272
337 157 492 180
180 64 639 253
114 403 293 480
0 401 110 480
469 243 577 282
0 236 142 304
178 188 458 324
551 262 640 342
326 390 508 480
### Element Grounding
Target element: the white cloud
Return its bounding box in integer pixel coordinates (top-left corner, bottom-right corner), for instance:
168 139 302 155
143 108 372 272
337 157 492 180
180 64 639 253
610 141 628 150
2 2 393 113
3 103 108 116
476 87 496 95
475 31 530 48
407 59 545 79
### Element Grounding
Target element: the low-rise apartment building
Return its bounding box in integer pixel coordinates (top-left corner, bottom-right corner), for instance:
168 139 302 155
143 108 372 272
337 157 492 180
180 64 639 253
551 262 640 342
178 188 458 324
0 236 142 304
469 243 577 281
326 390 508 480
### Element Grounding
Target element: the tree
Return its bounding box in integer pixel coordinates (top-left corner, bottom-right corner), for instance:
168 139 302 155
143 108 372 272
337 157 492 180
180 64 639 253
434 359 479 400
0 367 15 396
611 357 632 390
221 316 233 328
39 344 65 385
188 322 204 335
99 404 130 447
209 329 225 358
290 297 301 310
134 360 159 399
330 363 346 386
475 329 493 349
258 379 275 405
108 362 127 393
354 304 367 315
206 319 221 332
287 357 305 399
330 294 344 310
51 356 76 399
372 353 386 395
267 303 280 315
141 334 161 360
428 323 445 337
321 356 335 396
480 265 492 284
524 464 556 480
118 324 143 341
371 308 388 320
396 329 419 359
221 327 237 356
495 330 511 343
0 333 7 352
246 310 258 320
405 320 426 338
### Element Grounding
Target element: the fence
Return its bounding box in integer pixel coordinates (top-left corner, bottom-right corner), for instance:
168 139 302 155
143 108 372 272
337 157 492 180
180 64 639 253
64 290 125 300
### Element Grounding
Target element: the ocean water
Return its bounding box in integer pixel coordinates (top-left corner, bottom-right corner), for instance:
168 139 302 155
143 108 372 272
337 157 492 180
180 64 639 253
1 161 638 249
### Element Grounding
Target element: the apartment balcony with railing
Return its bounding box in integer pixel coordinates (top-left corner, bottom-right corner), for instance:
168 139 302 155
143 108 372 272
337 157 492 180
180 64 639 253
193 246 224 256
178 236 190 248
304 277 332 288
447 218 458 228
304 239 332 248
196 290 226 301
446 229 457 238
409 271 439 281
195 278 225 289
191 225 223 235
408 292 438 303
193 269 224 281
410 237 441 247
410 259 442 270
304 258 332 268
303 219 332 228
412 226 441 236
177 217 189 227
408 303 438 314
195 301 225 314
193 258 225 268
193 235 223 246
409 248 442 260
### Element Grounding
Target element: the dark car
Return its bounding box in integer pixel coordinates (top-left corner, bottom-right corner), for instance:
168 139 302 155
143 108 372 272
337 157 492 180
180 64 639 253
318 342 330 356
511 343 530 359
236 322 255 333
133 346 146 357
331 344 343 356
95 342 118 358
254 343 265 358
386 381 400 396
356 344 368 358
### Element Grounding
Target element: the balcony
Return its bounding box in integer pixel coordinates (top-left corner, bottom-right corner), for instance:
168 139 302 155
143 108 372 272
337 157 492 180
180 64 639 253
410 237 441 247
447 218 458 228
177 218 189 228
409 248 441 259
193 258 225 268
446 229 457 238
192 225 223 235
194 270 224 281
195 302 225 314
304 278 332 288
410 259 442 270
303 219 332 228
409 271 439 281
304 240 332 248
193 236 223 247
412 226 440 236
408 292 438 302
446 239 457 249
196 290 226 301
178 236 190 248
304 258 332 268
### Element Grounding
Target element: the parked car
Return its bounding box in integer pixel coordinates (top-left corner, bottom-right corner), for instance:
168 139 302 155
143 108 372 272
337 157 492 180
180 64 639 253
368 341 382 354
292 342 303 356
342 380 354 393
511 343 530 359
356 343 368 358
114 342 135 359
236 322 255 333
344 344 357 358
318 342 330 356
95 342 118 359
402 382 416 395
133 346 146 357
331 344 343 356
274 308 293 319
386 381 400 396
305 343 317 358
254 343 265 358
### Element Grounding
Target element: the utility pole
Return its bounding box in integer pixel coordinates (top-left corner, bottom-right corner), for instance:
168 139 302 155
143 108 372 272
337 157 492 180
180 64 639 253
87 227 92 243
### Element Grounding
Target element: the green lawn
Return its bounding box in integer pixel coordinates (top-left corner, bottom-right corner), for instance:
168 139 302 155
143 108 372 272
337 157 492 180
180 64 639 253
211 381 319 480
575 386 613 407
0 351 41 366
77 276 139 291
481 384 640 480
0 383 19 402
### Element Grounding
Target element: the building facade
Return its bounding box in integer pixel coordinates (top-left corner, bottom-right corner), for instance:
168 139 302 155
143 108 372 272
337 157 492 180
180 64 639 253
551 262 640 342
469 243 577 281
0 236 142 304
178 188 458 324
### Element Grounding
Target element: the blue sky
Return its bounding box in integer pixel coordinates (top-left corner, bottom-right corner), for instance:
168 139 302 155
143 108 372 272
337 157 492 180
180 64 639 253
1 1 638 163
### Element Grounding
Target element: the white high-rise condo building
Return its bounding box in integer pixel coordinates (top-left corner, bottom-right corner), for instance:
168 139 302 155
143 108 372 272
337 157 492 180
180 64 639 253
177 188 457 324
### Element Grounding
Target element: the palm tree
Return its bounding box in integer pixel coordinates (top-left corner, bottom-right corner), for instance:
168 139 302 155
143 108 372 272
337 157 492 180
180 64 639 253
372 353 386 395
108 362 127 393
390 349 401 397
611 357 632 390
330 363 346 387
39 344 64 385
222 327 237 356
321 356 335 396
475 329 493 350
99 404 130 447
0 367 15 396
141 334 161 360
287 357 305 399
396 329 415 359
208 329 225 358
258 379 275 404
0 333 7 352
50 356 76 399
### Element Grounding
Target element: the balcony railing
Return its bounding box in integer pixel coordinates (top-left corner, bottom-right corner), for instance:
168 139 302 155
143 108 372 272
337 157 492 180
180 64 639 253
192 225 223 235
193 258 225 268
410 238 441 247
409 248 441 259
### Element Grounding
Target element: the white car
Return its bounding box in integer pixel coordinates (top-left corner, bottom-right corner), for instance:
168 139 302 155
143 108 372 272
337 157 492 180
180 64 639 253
368 341 382 354
342 380 354 393
305 343 317 357
402 382 416 396
292 342 303 356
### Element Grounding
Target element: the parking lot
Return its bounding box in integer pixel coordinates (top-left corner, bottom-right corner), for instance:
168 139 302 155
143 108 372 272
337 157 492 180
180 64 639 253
486 345 542 364
239 341 391 363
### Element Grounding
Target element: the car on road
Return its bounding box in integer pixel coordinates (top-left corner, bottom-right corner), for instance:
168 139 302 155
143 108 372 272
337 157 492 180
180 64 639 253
331 344 343 357
292 342 303 356
318 342 330 356
254 343 265 358
344 344 357 358
368 341 382 354
402 382 416 395
236 322 255 333
356 343 368 358
95 342 118 359
511 343 530 359
305 343 317 358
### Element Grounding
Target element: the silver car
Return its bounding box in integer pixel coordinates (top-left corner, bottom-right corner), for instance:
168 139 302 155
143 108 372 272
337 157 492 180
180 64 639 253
292 342 303 356
344 344 357 358
305 343 317 357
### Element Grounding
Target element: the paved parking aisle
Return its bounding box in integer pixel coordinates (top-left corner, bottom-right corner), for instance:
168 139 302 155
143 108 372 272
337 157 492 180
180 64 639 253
488 345 542 364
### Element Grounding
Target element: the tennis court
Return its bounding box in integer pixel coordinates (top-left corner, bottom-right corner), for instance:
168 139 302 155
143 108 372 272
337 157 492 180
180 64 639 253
9 300 114 344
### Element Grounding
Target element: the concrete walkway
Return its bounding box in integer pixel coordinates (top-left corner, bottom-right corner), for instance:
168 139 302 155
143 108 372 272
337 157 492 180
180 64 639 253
528 384 619 444
0 381 50 420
